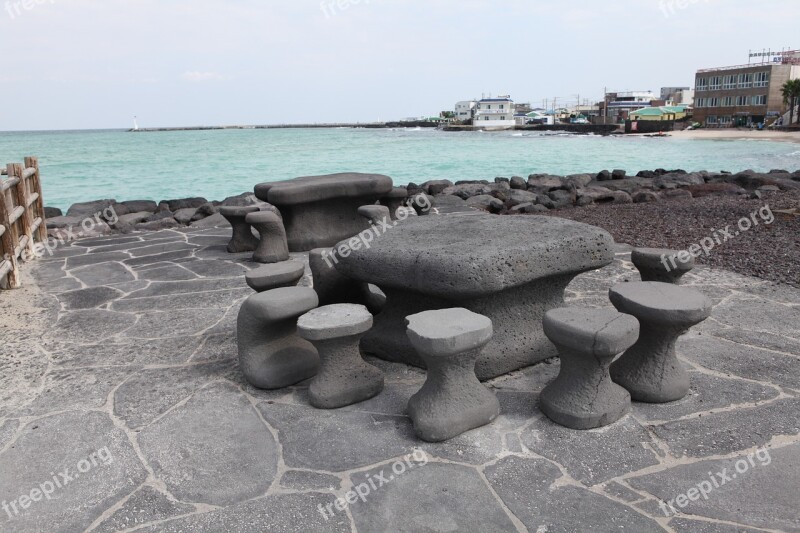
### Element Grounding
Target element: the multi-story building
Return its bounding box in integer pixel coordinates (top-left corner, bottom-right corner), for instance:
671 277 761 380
605 91 657 123
660 87 694 106
694 51 800 127
473 96 516 130
454 100 477 123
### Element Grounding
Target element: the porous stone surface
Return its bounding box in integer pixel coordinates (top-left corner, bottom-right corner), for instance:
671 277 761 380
238 287 320 389
244 260 305 292
357 204 391 225
5 222 798 532
610 282 713 402
245 210 290 264
406 308 500 441
298 304 383 408
540 308 639 429
335 213 615 379
632 247 695 283
255 173 393 251
309 248 382 313
219 205 260 253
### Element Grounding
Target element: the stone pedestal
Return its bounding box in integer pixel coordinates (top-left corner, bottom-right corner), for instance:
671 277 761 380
631 248 695 284
297 304 384 409
540 308 640 429
219 206 260 253
245 211 290 264
245 261 305 293
406 308 500 442
237 287 320 390
609 282 713 403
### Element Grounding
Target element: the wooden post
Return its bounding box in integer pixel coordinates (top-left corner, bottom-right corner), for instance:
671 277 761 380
25 156 47 242
0 177 20 288
7 163 34 258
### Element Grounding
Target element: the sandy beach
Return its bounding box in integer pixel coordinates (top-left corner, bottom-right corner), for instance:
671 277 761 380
666 128 800 144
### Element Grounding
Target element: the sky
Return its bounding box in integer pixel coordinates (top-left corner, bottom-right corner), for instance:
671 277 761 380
0 0 798 130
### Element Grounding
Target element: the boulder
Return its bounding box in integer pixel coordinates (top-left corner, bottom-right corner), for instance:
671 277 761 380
190 212 230 228
144 211 175 223
441 183 492 199
116 212 152 225
191 202 218 221
661 189 693 200
577 187 632 205
163 197 208 211
564 174 593 188
431 194 467 207
725 172 800 191
654 173 704 189
455 180 489 186
687 183 746 197
548 189 575 209
420 179 453 196
66 199 116 218
510 203 548 214
596 170 612 181
43 207 62 218
631 190 660 203
121 200 157 213
510 176 527 190
134 218 180 231
173 208 198 225
466 195 504 213
45 216 83 229
611 169 627 180
506 189 539 206
590 177 654 193
636 170 657 179
527 175 564 192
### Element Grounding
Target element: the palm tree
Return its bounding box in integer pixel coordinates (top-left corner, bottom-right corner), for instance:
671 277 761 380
781 79 800 126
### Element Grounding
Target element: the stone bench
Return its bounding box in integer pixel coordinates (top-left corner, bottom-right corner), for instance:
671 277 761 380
245 261 305 293
609 282 713 403
254 173 394 252
219 206 260 253
406 308 500 442
237 287 320 390
297 304 384 409
334 214 615 379
357 205 392 226
631 247 695 284
540 308 640 429
245 211 290 264
380 187 409 220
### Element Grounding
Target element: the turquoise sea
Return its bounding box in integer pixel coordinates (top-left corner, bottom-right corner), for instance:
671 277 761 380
1 128 799 211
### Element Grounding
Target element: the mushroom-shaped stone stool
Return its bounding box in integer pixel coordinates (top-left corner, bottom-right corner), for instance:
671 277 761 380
237 287 320 390
631 248 695 284
540 308 640 429
245 260 305 293
405 308 500 442
297 304 384 409
609 282 713 403
357 205 392 227
245 211 290 264
219 206 260 253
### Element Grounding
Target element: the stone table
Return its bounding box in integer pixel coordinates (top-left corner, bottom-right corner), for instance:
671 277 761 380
254 173 394 252
334 213 615 379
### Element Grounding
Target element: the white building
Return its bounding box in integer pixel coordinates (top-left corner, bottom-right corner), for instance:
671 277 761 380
454 100 477 122
474 96 516 130
606 91 657 122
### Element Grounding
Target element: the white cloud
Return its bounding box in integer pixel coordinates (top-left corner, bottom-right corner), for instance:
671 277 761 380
181 71 225 82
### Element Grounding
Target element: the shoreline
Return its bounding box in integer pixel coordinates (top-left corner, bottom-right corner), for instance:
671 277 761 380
649 129 800 144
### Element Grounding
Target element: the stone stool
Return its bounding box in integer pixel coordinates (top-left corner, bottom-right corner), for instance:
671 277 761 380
540 308 640 430
380 187 408 220
237 287 320 390
245 260 305 292
219 206 260 253
631 248 695 284
245 211 290 264
609 282 713 403
357 205 392 226
408 193 433 216
297 304 384 409
405 308 500 442
309 248 384 314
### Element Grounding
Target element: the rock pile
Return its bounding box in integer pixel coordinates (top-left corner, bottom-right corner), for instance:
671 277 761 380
407 168 800 215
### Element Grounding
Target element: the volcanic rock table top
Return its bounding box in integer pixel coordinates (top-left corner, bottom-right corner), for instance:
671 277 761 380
255 173 394 205
335 214 615 298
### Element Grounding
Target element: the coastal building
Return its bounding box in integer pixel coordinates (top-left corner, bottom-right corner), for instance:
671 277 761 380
605 91 658 123
693 50 800 127
629 106 687 121
474 96 516 130
454 100 477 123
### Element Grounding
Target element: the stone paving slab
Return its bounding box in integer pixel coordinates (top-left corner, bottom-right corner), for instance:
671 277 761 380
0 225 798 532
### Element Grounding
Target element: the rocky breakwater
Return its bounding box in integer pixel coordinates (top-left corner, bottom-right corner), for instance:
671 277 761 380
44 192 280 240
407 168 800 215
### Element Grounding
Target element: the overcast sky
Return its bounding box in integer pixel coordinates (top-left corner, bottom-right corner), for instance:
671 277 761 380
1 0 798 130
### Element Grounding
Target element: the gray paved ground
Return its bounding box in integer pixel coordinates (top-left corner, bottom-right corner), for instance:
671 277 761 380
0 225 798 532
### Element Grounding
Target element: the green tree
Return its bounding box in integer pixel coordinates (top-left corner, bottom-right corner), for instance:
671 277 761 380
781 79 800 126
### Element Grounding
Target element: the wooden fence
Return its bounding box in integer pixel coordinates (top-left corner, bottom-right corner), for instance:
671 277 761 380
0 157 47 289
